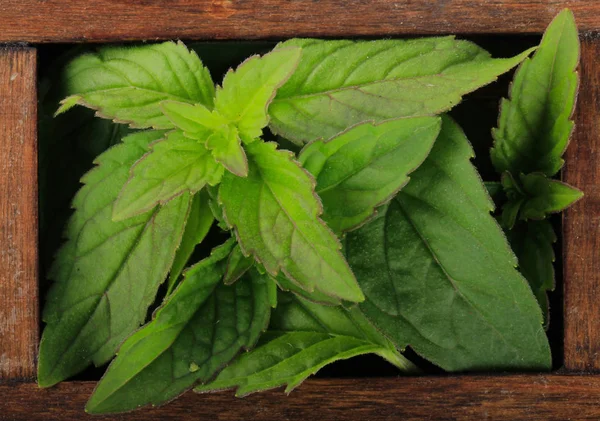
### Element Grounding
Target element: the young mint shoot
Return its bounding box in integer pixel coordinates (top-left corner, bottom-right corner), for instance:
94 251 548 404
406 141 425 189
36 9 581 414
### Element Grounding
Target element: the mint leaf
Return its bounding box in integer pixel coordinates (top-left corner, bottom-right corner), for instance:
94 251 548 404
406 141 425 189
273 273 342 306
38 131 191 387
57 42 214 129
219 141 364 303
215 47 301 143
500 172 525 229
507 220 556 327
167 190 214 295
86 242 275 414
223 244 254 285
346 116 551 371
270 38 533 144
299 117 441 233
519 172 583 220
160 101 249 176
196 292 414 396
491 9 579 176
113 130 223 220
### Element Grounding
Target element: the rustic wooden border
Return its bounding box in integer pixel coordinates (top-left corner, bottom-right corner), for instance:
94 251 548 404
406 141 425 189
1 1 600 419
0 1 599 42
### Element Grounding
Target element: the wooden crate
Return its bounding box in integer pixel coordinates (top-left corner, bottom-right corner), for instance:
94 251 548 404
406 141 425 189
1 1 600 419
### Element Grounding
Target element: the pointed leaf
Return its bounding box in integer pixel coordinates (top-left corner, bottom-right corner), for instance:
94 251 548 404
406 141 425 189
86 243 274 414
507 220 556 327
196 292 413 396
113 130 224 220
270 38 534 144
167 190 214 295
58 41 214 129
300 117 441 233
223 244 255 285
346 116 551 371
205 126 249 176
273 273 342 306
491 10 579 176
38 131 191 387
219 141 364 303
215 47 302 142
519 172 583 220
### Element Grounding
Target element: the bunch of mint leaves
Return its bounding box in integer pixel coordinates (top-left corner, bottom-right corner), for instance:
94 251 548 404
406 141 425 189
36 10 581 414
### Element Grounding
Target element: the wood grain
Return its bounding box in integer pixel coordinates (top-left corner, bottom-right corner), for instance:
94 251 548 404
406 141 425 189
0 1 598 43
3 376 600 420
563 35 600 371
0 47 38 380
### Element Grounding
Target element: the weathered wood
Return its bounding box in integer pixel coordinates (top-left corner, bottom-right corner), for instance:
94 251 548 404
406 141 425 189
563 35 600 371
3 376 600 420
0 47 38 379
0 1 598 43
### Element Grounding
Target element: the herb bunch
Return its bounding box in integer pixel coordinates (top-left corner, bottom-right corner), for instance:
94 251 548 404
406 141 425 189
37 10 581 414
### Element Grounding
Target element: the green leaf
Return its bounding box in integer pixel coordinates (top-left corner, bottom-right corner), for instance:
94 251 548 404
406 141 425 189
484 182 503 202
299 117 441 233
196 292 414 396
491 9 579 176
270 38 534 144
346 116 551 371
113 130 224 220
273 273 342 306
38 131 192 387
215 47 301 143
519 172 583 220
219 141 364 303
167 190 214 295
223 244 255 285
57 41 214 129
86 242 275 414
160 101 249 176
507 220 556 327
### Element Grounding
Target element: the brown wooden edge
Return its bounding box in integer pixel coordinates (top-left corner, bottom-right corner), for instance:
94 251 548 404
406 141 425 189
1 376 600 420
0 0 599 42
0 46 38 379
563 35 600 371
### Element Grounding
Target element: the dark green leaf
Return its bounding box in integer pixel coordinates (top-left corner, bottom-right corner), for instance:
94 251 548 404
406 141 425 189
507 220 556 327
223 244 255 285
491 10 579 176
519 172 583 220
346 116 551 371
38 131 191 387
196 292 413 396
86 242 275 414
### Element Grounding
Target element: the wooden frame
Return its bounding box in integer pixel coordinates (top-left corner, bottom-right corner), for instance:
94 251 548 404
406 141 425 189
1 1 599 419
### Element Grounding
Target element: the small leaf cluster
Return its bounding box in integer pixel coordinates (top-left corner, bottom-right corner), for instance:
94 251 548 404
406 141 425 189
36 9 580 414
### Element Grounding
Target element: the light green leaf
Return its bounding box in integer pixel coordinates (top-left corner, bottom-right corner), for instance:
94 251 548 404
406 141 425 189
160 101 248 176
346 116 551 371
38 131 191 387
491 9 579 176
219 141 364 303
215 47 302 143
113 130 224 221
58 41 214 129
270 38 533 144
86 242 275 414
196 292 414 396
167 190 214 295
224 244 255 285
205 126 248 176
519 172 583 220
300 117 441 233
507 220 556 327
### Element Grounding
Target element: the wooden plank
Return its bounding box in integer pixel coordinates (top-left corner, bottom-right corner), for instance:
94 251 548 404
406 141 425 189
0 1 598 43
563 36 600 371
0 47 38 380
2 376 600 420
